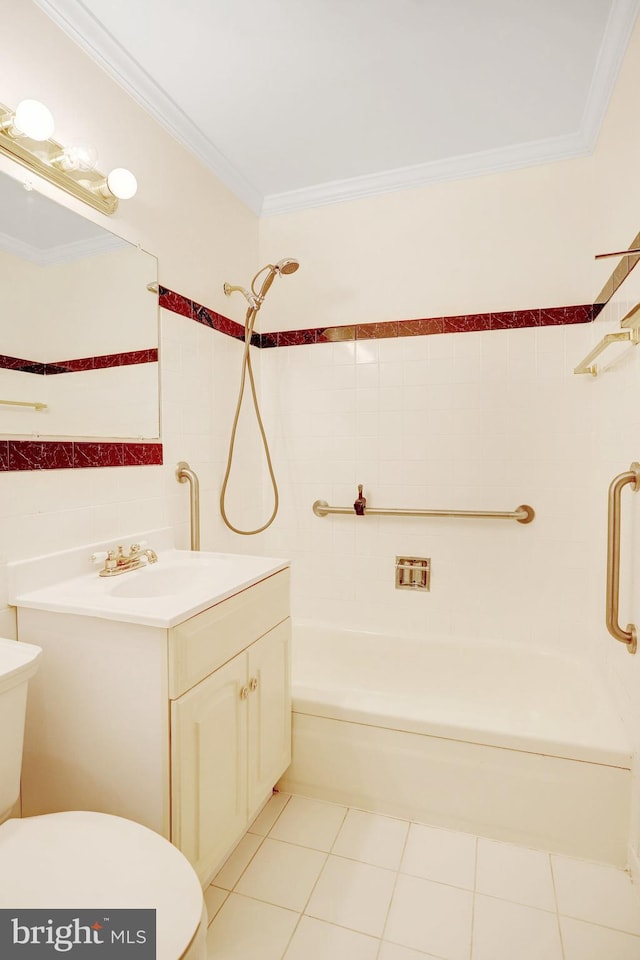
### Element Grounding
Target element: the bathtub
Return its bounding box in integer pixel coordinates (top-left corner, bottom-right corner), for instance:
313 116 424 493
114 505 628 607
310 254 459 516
278 623 632 866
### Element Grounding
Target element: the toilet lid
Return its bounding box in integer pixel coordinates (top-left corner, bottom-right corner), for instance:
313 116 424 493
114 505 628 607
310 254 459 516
0 811 203 960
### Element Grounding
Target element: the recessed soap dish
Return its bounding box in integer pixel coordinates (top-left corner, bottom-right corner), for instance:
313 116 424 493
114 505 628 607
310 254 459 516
395 557 431 591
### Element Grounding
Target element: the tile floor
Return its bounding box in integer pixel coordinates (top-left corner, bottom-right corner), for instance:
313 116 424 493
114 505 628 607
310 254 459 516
205 793 640 960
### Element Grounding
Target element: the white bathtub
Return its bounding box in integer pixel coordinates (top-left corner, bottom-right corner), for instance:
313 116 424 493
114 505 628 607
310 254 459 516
278 623 632 866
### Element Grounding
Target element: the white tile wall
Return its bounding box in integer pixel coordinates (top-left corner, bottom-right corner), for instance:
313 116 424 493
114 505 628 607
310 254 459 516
259 319 600 661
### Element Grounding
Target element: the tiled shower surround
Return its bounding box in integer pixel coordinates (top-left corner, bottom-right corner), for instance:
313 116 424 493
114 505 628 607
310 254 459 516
2 292 597 472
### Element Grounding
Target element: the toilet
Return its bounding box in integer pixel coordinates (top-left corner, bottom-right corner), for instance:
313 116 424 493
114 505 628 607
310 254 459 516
0 638 207 960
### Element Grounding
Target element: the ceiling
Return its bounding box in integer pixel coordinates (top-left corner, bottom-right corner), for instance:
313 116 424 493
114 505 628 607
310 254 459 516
35 0 640 215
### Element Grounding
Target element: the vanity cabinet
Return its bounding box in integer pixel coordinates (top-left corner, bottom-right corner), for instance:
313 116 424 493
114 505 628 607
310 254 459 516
18 567 291 886
171 621 291 882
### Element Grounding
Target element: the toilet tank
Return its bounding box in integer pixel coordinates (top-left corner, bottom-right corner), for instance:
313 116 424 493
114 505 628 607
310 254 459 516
0 639 41 823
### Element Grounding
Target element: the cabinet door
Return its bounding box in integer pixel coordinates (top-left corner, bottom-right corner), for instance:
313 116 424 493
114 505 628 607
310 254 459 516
171 652 248 884
247 619 292 816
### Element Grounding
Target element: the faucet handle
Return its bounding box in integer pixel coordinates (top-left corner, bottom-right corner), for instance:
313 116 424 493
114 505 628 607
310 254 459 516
128 540 147 553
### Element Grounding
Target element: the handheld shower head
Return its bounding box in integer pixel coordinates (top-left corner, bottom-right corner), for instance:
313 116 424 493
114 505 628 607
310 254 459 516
224 258 299 312
252 257 299 305
276 258 299 275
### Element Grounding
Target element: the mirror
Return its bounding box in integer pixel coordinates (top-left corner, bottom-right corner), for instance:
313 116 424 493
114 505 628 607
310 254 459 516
0 170 159 439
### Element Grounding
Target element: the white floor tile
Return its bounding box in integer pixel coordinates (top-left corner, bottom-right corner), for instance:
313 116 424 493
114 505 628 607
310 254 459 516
283 916 379 960
400 823 476 890
472 895 562 960
306 854 396 937
248 791 290 836
384 873 473 960
332 809 409 870
204 885 228 925
552 855 640 935
235 837 326 911
560 916 640 960
269 796 348 851
476 838 555 910
378 943 442 960
213 833 263 890
206 893 298 960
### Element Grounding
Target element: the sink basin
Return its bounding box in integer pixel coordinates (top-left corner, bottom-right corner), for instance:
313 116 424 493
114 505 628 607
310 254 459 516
10 547 289 628
108 562 216 599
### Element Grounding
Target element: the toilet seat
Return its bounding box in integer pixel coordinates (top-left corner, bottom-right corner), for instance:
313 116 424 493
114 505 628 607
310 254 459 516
0 811 205 960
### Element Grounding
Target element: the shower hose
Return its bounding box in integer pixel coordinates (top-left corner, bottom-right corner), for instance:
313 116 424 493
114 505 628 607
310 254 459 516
219 302 279 535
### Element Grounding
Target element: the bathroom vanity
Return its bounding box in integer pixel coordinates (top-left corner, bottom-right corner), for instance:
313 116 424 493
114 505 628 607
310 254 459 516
10 542 291 886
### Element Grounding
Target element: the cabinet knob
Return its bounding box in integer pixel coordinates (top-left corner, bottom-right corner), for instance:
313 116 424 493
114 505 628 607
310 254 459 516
249 676 259 692
240 685 249 700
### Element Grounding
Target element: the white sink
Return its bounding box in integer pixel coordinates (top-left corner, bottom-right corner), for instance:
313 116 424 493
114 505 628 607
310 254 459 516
9 545 289 628
108 561 217 599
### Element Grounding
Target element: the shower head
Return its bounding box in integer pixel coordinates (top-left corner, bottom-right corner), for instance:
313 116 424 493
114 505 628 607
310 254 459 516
223 258 300 312
276 258 299 275
252 258 300 305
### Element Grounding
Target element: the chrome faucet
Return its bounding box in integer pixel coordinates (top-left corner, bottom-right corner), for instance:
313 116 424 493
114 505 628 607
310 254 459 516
93 543 159 578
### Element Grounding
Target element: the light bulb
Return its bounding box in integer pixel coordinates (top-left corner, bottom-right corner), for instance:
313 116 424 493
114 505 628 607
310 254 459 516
13 99 55 141
54 140 99 172
106 167 137 200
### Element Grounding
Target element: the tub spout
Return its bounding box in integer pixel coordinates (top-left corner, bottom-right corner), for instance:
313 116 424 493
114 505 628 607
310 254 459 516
353 484 367 516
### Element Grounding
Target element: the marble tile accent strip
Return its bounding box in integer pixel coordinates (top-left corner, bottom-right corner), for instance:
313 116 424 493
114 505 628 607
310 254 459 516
251 305 593 347
0 349 159 375
0 440 162 471
158 286 595 347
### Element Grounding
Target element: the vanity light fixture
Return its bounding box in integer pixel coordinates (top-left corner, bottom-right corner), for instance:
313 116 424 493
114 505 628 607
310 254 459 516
1 99 55 141
0 97 137 215
103 167 138 200
51 140 99 173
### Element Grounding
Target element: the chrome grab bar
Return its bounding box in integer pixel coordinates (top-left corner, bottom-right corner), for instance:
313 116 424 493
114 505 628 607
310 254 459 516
312 500 535 524
606 462 640 654
176 461 201 551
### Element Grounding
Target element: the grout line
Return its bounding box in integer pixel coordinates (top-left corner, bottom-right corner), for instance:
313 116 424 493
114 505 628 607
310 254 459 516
272 795 347 960
549 851 566 960
246 790 291 839
378 814 413 952
469 835 479 960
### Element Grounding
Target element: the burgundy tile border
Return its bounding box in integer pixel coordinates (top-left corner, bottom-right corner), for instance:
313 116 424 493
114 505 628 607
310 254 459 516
0 440 162 472
316 326 356 343
443 314 491 333
398 318 444 336
277 329 317 347
357 321 400 339
159 286 595 347
0 349 159 375
122 443 164 466
158 286 193 319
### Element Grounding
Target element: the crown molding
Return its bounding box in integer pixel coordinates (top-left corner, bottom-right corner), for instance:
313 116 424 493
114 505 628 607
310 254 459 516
0 229 127 266
35 0 639 217
261 131 593 216
32 0 264 215
0 230 42 264
578 0 640 151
